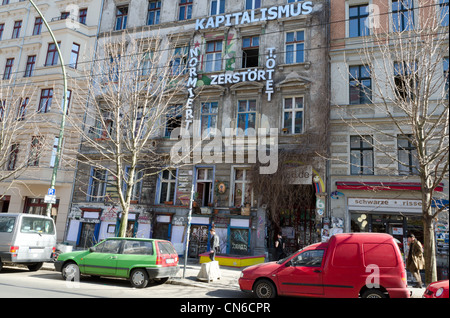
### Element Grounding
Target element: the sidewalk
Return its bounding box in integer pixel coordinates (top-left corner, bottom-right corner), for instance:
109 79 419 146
42 260 424 297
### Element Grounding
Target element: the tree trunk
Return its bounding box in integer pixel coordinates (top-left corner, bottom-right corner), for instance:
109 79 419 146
118 207 129 238
423 213 437 284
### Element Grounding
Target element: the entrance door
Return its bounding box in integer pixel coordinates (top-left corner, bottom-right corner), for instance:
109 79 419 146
78 223 96 249
188 225 209 258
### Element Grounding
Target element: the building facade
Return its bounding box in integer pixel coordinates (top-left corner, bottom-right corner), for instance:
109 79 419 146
329 0 448 276
67 0 330 259
0 0 102 240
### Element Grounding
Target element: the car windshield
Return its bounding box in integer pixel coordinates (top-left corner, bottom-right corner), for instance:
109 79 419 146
276 248 304 264
20 217 55 234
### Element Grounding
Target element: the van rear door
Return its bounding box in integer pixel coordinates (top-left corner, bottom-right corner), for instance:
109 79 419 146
15 216 56 262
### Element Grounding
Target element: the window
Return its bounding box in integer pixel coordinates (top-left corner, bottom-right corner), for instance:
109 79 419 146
157 169 177 204
33 17 42 35
349 65 371 104
440 0 449 26
232 168 253 207
350 136 374 175
141 51 153 75
28 136 43 167
49 137 59 167
20 217 55 235
444 57 449 98
0 24 4 40
291 250 325 267
63 90 71 115
237 99 256 136
123 240 154 255
45 42 60 66
201 102 218 137
69 43 80 69
349 4 369 37
7 144 19 171
211 0 225 15
195 167 214 206
245 0 260 10
398 134 419 175
147 1 161 25
179 0 193 21
282 96 304 134
205 40 222 72
3 58 13 80
124 166 143 203
38 88 53 113
79 8 87 25
12 21 21 39
392 0 414 32
115 6 128 30
394 61 417 101
95 239 121 253
94 109 114 139
171 46 188 75
165 105 182 137
17 97 29 121
285 30 304 64
24 55 36 77
242 36 259 68
2 0 10 5
0 100 5 122
88 168 107 202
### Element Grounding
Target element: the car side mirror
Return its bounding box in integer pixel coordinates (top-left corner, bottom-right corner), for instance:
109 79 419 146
89 246 96 253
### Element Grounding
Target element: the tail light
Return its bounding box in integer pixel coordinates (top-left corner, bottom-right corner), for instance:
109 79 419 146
156 255 163 265
401 269 407 287
52 247 56 253
10 246 19 253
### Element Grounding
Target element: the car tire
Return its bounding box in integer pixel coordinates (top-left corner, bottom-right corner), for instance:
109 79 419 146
361 289 387 298
253 279 277 298
130 269 149 288
62 262 80 282
27 262 43 271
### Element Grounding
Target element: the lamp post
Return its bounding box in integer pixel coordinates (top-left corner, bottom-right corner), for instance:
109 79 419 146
28 0 68 217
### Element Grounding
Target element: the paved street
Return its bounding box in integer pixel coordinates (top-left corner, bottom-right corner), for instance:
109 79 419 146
0 265 243 298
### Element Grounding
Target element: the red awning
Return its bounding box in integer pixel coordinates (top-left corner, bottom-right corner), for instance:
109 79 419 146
336 181 444 192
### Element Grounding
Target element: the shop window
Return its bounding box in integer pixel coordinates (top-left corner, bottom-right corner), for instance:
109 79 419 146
282 96 304 134
237 99 256 136
242 36 259 68
229 227 250 255
157 169 177 204
232 168 253 207
392 0 414 32
87 168 107 202
200 102 218 137
195 167 214 206
349 4 369 38
285 30 304 64
397 134 419 175
205 40 222 72
349 65 371 104
350 135 374 175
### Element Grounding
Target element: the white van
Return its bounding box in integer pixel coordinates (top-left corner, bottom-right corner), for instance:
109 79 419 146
0 213 56 271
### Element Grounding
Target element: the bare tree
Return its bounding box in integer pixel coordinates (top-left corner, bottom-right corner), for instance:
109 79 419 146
334 1 449 283
68 30 192 237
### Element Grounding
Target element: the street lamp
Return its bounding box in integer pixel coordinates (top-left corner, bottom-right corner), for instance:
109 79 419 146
28 0 68 217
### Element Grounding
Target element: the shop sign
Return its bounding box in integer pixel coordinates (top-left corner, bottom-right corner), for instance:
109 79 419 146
348 198 423 213
195 2 313 30
283 165 312 185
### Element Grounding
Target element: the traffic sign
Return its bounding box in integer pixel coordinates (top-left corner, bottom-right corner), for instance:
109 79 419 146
44 195 56 204
47 188 55 196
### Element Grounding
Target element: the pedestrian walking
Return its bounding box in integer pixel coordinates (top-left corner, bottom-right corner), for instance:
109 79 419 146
209 228 220 261
406 233 425 288
275 233 286 260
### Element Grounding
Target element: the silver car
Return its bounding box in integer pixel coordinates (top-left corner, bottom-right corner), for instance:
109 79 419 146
0 213 56 271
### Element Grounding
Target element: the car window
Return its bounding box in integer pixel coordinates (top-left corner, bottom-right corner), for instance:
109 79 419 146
157 241 176 255
292 249 325 267
0 217 15 233
20 217 55 235
96 240 122 253
122 240 154 255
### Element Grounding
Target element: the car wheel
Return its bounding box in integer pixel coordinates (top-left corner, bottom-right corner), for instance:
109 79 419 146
130 269 149 288
27 262 43 271
361 289 387 298
62 262 80 282
253 279 277 298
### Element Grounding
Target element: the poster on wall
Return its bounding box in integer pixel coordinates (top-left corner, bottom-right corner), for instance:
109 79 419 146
230 228 249 255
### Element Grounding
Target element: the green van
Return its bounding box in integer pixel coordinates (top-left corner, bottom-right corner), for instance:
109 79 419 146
55 237 179 288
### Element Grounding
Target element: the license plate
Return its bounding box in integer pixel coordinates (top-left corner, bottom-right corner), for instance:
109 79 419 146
166 258 174 264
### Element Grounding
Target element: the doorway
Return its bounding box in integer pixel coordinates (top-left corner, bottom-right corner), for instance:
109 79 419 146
78 222 96 248
188 224 209 258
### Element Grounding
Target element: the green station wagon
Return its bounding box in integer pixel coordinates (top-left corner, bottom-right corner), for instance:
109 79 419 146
55 237 179 288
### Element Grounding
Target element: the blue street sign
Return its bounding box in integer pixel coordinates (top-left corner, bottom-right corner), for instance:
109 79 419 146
47 188 55 196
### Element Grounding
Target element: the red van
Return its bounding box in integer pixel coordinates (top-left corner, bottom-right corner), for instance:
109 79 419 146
239 233 409 298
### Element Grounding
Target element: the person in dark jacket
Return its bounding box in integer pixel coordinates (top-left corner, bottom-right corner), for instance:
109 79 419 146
406 233 425 288
209 228 220 261
275 233 286 260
